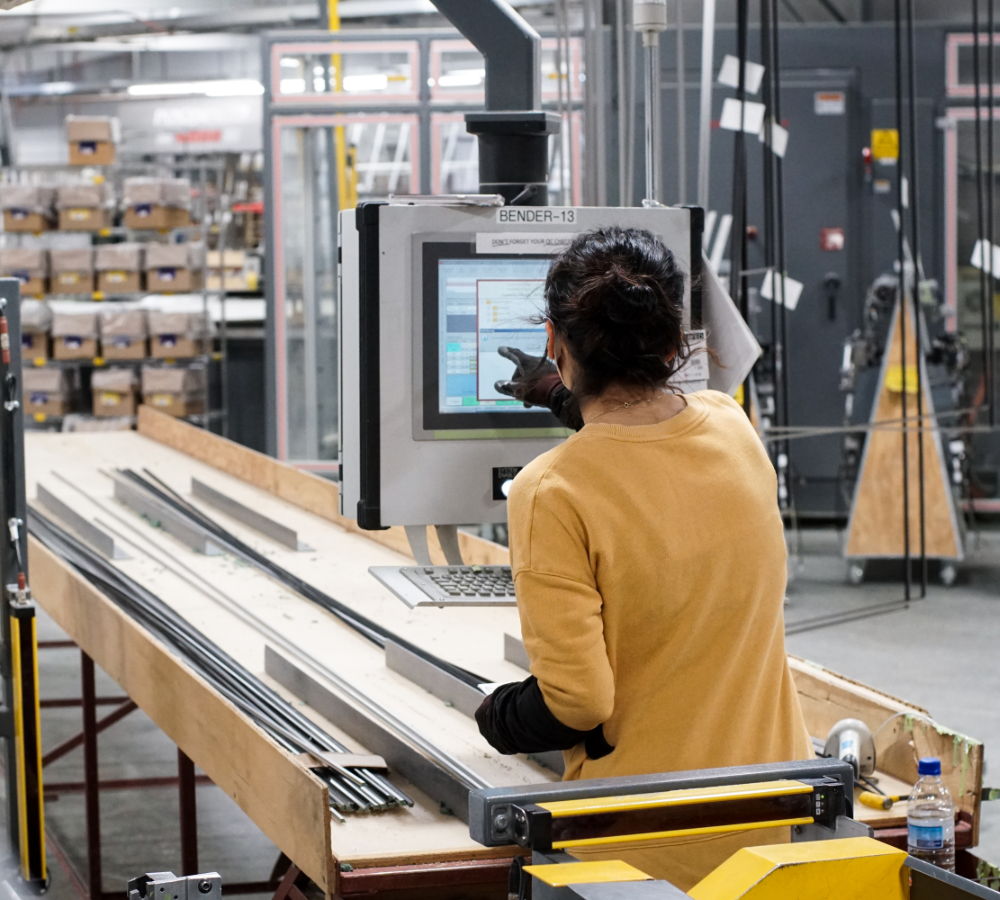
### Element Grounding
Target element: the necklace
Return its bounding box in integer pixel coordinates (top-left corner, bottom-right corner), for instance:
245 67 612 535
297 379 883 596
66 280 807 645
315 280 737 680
586 395 656 423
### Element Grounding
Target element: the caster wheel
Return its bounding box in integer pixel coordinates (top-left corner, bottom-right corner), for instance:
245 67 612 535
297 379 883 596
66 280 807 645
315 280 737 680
848 562 865 585
939 564 957 587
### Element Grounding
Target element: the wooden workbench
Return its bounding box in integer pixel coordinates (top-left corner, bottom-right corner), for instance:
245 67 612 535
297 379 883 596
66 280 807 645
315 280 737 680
24 408 985 898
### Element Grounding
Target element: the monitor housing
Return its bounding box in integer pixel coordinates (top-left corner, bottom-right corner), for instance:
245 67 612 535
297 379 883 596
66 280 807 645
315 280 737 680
340 202 702 529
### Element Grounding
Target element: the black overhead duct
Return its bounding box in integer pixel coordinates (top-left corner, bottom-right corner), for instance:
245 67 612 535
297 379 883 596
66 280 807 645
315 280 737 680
431 0 559 205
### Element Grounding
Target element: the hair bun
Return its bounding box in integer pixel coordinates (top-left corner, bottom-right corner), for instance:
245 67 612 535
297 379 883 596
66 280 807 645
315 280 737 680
605 270 658 325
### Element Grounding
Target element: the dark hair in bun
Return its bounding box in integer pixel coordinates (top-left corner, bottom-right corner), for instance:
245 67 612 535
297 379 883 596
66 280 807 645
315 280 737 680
542 226 687 398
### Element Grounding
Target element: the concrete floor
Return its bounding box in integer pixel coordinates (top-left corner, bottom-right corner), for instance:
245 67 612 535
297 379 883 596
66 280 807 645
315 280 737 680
5 525 999 898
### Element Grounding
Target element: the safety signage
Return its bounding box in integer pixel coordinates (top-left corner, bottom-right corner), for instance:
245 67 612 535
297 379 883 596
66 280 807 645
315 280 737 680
871 128 900 162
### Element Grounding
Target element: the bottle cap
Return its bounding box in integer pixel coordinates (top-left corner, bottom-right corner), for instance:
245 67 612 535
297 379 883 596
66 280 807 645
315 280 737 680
917 757 941 776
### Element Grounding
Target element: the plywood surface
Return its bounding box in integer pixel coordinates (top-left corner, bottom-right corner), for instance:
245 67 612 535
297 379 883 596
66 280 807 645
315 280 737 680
26 429 548 871
845 302 962 559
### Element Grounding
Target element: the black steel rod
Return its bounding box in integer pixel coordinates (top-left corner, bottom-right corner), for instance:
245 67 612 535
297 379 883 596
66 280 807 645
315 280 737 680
905 0 928 596
974 0 993 435
894 0 912 603
989 0 998 427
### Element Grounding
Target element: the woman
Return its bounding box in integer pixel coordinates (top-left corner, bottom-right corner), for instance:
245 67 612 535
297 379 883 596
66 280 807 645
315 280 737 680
475 226 812 888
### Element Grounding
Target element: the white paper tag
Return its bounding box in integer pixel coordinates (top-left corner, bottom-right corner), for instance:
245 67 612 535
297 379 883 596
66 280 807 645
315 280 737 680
720 98 767 134
476 232 575 255
673 329 710 393
761 269 804 311
971 238 1000 277
758 117 789 158
718 55 766 95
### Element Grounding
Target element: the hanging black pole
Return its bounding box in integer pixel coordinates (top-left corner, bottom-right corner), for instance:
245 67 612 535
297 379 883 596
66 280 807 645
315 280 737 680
974 0 991 431
904 0 927 596
988 0 997 426
771 0 794 515
893 0 912 603
730 0 751 416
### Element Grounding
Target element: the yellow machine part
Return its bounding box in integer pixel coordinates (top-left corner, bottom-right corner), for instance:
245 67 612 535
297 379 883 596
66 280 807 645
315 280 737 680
688 836 908 900
537 780 813 817
524 860 652 887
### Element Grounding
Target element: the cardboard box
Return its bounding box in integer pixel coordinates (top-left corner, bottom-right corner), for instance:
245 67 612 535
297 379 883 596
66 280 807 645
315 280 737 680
0 248 48 298
99 307 147 360
91 368 137 418
23 367 69 418
148 310 210 359
56 184 112 233
206 249 259 292
123 206 192 231
51 311 98 361
123 177 192 231
141 365 207 418
95 244 143 296
66 116 119 166
21 332 49 363
145 243 204 293
21 301 51 362
49 248 95 296
1 185 56 233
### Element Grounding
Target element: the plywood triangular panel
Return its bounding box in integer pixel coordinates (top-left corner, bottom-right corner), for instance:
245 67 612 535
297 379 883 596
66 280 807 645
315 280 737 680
844 300 962 560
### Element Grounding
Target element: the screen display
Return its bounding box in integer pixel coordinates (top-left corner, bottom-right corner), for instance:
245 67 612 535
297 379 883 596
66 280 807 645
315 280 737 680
422 243 561 433
437 256 551 414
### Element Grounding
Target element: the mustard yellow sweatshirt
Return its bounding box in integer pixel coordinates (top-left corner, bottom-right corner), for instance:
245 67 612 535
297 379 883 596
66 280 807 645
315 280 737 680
507 389 812 784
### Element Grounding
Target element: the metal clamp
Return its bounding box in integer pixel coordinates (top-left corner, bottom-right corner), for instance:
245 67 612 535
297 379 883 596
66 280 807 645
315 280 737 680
127 871 222 900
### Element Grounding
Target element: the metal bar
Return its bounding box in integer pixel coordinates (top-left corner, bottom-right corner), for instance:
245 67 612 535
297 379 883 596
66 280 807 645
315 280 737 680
42 700 138 768
40 696 128 709
674 0 687 205
38 640 75 649
643 35 662 203
46 775 212 794
384 641 485 717
35 483 129 560
81 653 103 900
190 478 310 551
110 475 222 556
178 750 199 875
265 646 481 822
697 0 717 209
503 633 530 670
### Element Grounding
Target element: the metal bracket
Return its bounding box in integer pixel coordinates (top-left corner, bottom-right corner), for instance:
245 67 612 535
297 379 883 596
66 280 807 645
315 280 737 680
127 872 222 900
34 485 130 560
110 474 222 556
190 478 312 551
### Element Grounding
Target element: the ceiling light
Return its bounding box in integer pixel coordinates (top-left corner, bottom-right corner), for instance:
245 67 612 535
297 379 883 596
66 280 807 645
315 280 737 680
127 78 263 98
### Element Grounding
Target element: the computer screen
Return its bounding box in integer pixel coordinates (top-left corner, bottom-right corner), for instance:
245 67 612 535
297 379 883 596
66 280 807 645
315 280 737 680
422 242 562 432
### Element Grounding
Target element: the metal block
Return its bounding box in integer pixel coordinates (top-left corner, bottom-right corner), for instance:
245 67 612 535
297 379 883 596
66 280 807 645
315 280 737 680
35 484 130 560
385 640 486 717
504 632 531 669
111 475 221 556
190 478 312 551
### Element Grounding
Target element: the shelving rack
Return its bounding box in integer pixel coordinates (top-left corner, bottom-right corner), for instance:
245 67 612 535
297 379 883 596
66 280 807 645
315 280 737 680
0 153 237 436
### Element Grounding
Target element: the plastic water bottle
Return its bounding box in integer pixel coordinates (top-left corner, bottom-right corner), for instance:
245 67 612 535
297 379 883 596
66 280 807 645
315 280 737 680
907 757 956 872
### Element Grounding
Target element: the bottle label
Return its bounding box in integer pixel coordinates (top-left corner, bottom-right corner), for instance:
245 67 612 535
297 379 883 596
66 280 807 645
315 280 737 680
909 824 945 849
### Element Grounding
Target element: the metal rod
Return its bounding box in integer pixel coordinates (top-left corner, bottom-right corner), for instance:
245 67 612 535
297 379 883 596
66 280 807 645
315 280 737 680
989 0 997 427
973 0 992 439
894 0 912 603
643 34 662 203
674 0 687 205
697 0 717 209
904 0 928 595
615 0 629 205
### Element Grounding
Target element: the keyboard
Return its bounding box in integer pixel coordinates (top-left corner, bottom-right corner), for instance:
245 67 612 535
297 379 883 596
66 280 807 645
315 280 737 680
368 565 517 608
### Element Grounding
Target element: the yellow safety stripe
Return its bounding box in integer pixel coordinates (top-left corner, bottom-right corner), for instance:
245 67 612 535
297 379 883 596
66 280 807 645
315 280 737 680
552 816 815 850
29 617 47 882
10 616 29 876
539 779 813 817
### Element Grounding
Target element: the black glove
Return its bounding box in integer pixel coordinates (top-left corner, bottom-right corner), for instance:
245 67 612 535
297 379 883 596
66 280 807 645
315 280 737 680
475 676 614 759
494 347 584 431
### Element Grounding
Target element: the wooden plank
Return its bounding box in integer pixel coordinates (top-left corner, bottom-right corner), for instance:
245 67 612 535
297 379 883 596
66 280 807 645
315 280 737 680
28 535 337 896
137 406 510 566
790 655 983 844
845 301 963 559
